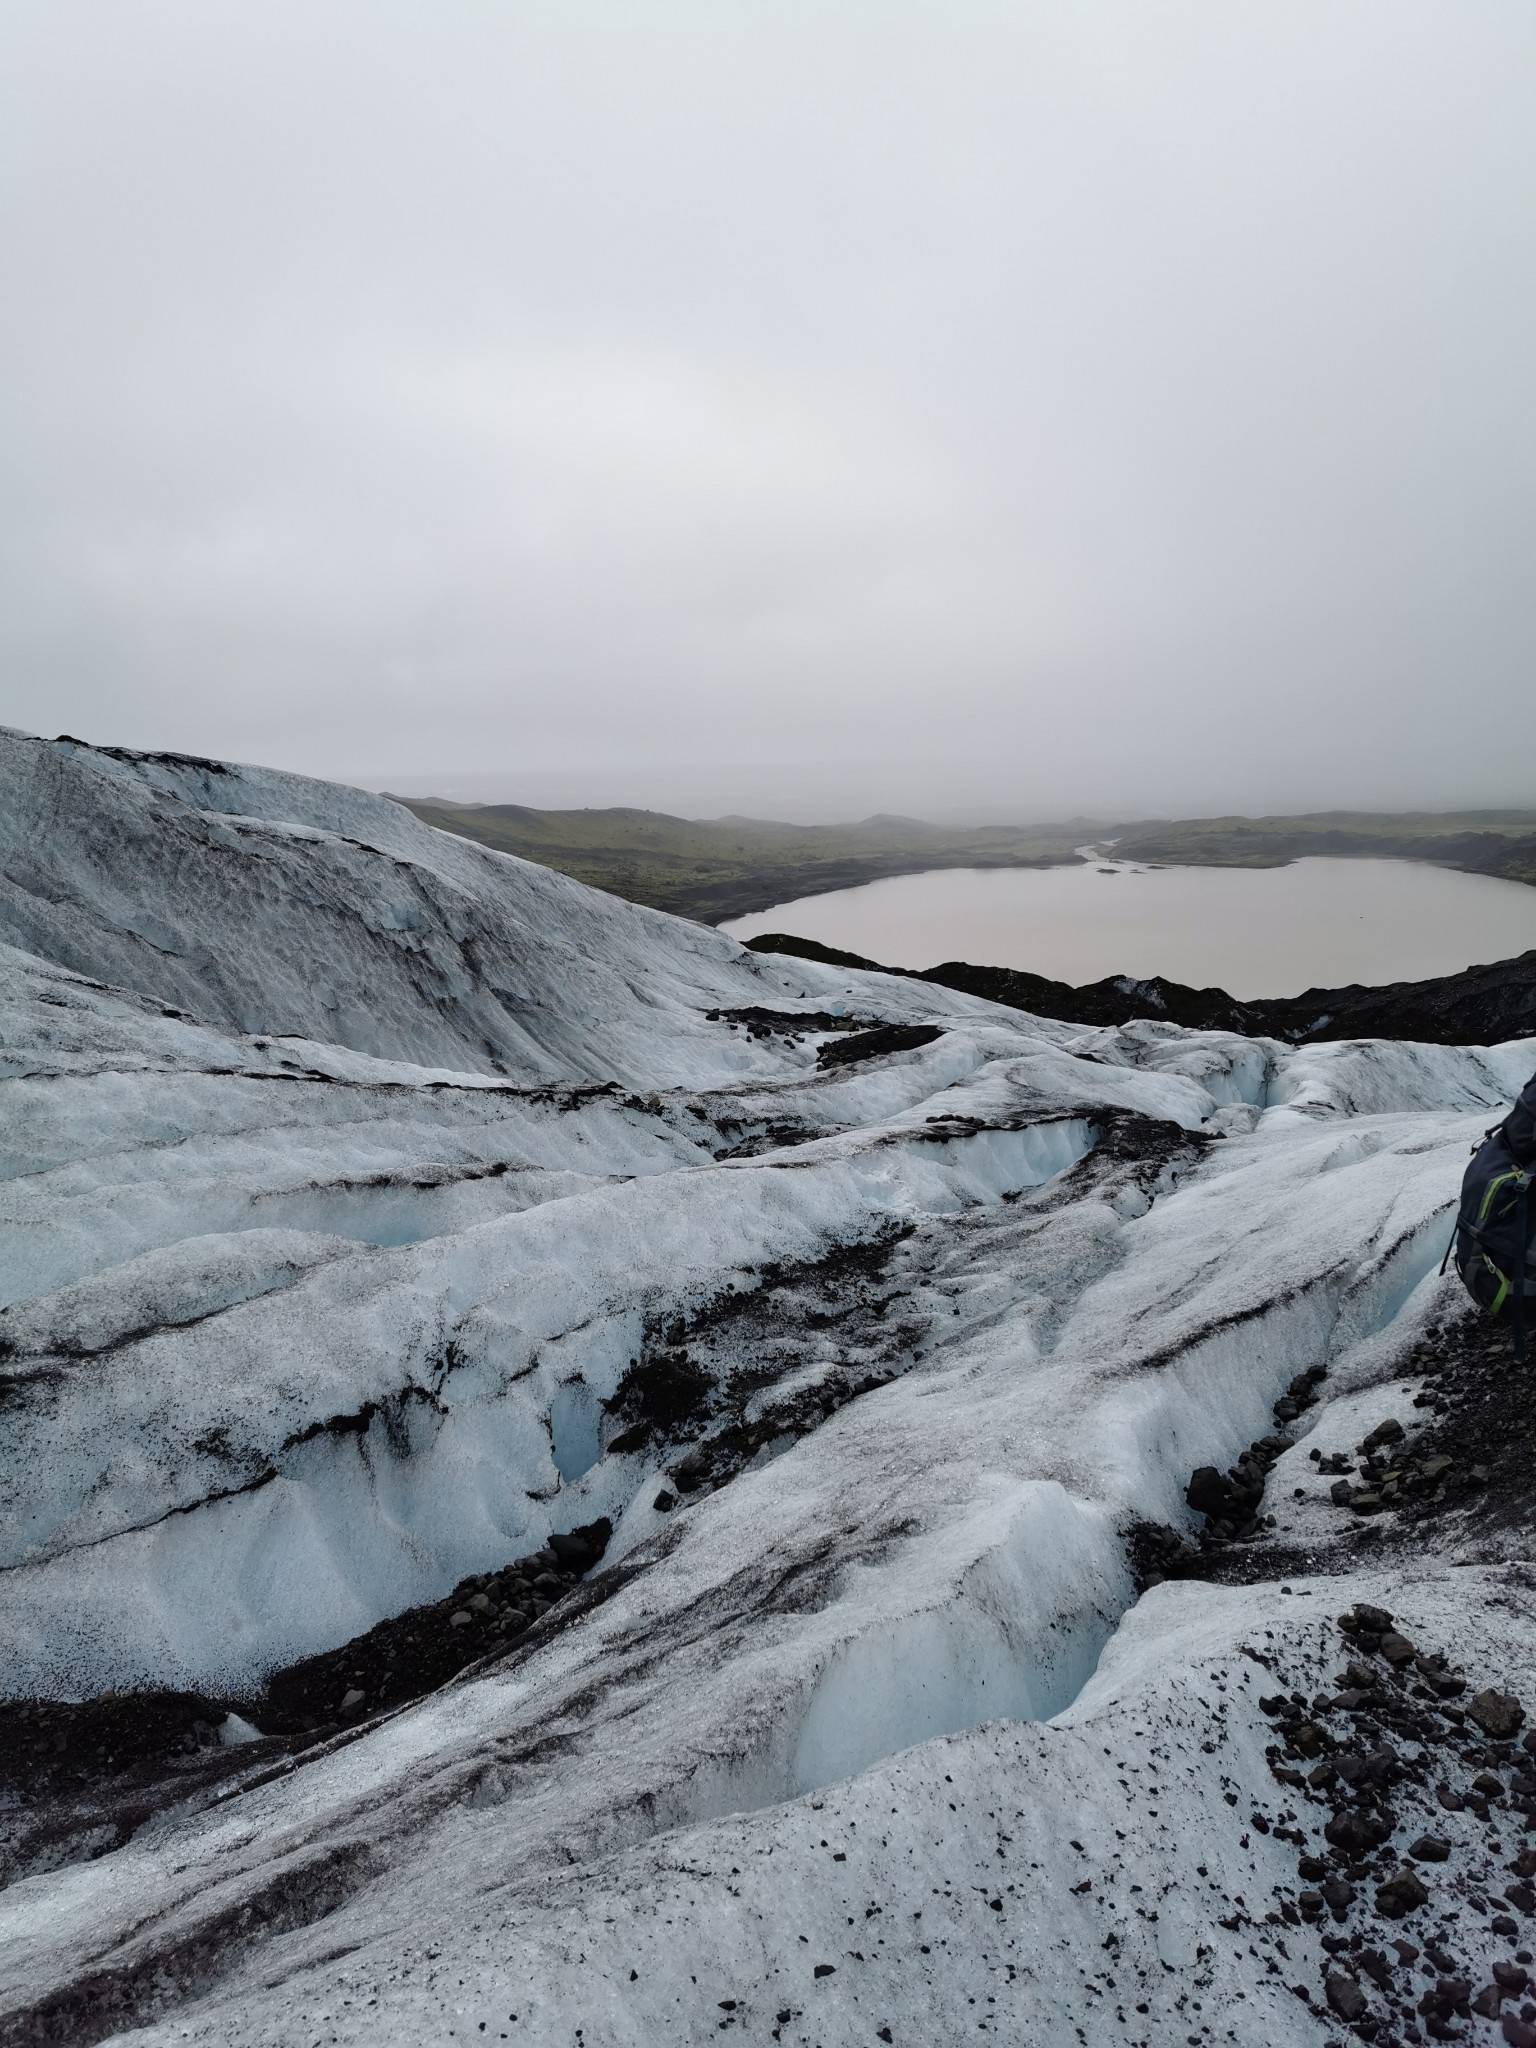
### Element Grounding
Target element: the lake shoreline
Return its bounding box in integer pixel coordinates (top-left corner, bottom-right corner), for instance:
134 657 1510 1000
743 927 1536 1049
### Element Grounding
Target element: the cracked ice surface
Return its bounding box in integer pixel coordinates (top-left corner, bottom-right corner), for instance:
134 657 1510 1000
1 728 1534 2045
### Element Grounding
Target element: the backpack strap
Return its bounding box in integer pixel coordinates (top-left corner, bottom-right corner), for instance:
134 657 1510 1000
1506 1071 1536 1169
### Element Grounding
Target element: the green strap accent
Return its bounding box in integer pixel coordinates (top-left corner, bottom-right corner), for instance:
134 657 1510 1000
1487 1261 1512 1315
1478 1168 1523 1228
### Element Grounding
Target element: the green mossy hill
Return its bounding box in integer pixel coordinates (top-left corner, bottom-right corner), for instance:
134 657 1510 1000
1113 811 1536 885
395 797 1536 924
391 800 1092 922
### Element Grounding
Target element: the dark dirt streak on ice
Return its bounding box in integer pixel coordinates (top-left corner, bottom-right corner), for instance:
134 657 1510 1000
0 1465 283 1561
998 1145 1464 1744
0 1511 933 2036
0 1188 1474 2045
0 1843 378 2048
0 1263 353 1366
28 1541 876 2017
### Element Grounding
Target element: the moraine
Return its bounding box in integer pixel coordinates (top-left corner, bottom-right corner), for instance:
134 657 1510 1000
1 726 1534 2048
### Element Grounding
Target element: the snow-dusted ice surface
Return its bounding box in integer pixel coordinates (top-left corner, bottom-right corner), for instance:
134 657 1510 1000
2 729 1534 2046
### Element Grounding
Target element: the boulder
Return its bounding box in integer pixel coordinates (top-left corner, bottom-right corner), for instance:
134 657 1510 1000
1409 1836 1452 1862
1325 1972 1367 2021
1470 1691 1527 1741
1185 1466 1231 1516
1376 1867 1430 1918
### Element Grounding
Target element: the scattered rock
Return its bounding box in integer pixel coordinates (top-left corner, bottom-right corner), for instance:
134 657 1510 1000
1376 1866 1431 1918
1339 1603 1395 1636
1358 1949 1395 1992
548 1523 611 1572
1325 1970 1368 2021
816 1022 943 1068
1471 1692 1527 1741
1185 1466 1231 1516
1326 1808 1391 1856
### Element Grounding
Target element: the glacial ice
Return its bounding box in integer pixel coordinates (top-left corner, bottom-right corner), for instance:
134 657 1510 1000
1 727 1533 2046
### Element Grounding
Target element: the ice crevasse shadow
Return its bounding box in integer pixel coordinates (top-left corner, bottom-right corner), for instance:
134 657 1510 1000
767 1155 1461 1814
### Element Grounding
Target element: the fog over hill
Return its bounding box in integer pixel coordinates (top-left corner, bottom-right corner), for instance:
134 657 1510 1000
4 728 1536 2047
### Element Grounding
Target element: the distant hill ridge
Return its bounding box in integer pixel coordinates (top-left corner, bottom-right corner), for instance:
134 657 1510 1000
395 794 1536 924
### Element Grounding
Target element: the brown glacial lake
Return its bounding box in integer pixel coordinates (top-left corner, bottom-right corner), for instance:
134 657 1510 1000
723 856 1536 1000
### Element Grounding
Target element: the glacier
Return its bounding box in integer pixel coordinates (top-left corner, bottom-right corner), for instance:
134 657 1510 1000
2 726 1535 2048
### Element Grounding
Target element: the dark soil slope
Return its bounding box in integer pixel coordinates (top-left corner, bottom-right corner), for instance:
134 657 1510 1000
745 935 1536 1047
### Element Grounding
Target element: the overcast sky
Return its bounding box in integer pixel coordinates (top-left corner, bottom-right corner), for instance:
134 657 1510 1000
2 3 1534 822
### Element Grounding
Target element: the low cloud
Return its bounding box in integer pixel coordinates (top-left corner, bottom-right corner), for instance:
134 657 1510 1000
2 2 1534 819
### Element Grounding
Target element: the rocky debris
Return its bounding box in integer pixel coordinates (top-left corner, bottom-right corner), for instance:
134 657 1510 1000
0 1518 613 1890
1124 1305 1536 2031
600 1226 922 1505
711 1118 821 1161
1328 1969 1371 2020
703 1005 877 1040
1409 1836 1453 1862
1472 1694 1529 1743
1307 1410 1457 1521
654 1358 904 1503
1240 1597 1536 2039
815 1022 944 1069
0 1690 267 1891
702 1005 944 1068
1074 1106 1213 1179
1179 1419 1300 1546
264 1513 615 1740
1135 1366 1327 1584
1275 1368 1330 1428
1013 1107 1213 1241
1376 1865 1431 1918
605 1350 716 1454
1309 1312 1536 1552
